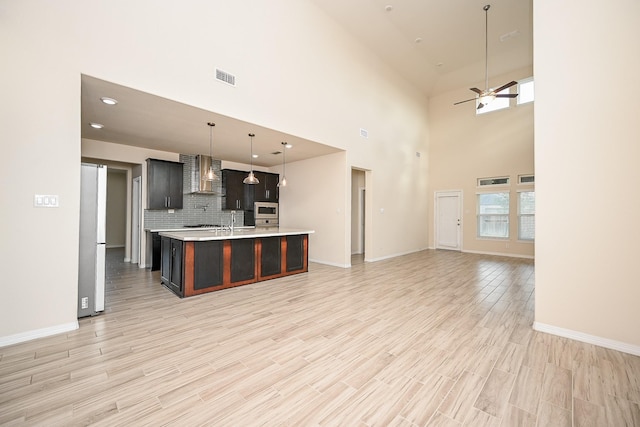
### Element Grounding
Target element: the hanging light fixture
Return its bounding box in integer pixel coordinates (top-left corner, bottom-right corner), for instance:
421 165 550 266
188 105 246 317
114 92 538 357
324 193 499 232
243 133 260 184
203 122 217 181
278 141 290 187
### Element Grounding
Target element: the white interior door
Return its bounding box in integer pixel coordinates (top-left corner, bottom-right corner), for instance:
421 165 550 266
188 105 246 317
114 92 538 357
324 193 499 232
435 191 462 251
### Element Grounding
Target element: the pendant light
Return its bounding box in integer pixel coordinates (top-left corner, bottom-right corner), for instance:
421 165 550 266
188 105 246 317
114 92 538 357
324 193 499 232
278 141 291 187
243 133 260 184
203 122 217 181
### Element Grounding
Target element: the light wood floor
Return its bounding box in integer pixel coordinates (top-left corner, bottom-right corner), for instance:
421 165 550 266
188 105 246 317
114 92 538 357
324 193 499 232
1 249 639 426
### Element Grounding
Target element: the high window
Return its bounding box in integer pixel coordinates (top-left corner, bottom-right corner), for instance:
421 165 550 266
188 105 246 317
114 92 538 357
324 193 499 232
477 192 510 238
518 78 535 105
518 191 535 240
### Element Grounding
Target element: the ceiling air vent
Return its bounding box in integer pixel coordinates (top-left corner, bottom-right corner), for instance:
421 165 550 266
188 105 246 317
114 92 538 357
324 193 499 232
360 128 368 138
215 68 236 86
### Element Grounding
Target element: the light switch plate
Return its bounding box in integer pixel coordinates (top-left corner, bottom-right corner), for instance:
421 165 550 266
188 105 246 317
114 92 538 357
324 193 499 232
34 194 59 207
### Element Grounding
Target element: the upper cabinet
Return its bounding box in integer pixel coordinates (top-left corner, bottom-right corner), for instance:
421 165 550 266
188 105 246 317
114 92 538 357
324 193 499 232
253 171 279 203
222 169 279 210
147 159 184 209
222 169 249 210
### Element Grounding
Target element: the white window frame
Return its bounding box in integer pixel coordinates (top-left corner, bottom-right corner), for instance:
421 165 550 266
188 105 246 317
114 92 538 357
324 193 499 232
477 191 510 239
517 190 535 241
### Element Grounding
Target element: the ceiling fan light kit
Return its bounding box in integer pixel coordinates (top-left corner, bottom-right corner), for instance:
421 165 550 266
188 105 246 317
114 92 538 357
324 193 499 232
454 4 519 110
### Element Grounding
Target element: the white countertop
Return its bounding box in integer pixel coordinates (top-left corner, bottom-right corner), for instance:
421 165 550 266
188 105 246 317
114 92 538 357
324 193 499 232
145 226 253 233
158 227 314 241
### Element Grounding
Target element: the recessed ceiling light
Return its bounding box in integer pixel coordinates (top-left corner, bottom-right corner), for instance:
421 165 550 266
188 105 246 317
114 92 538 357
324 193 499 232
100 97 118 105
90 122 104 129
252 154 259 158
415 37 423 44
385 5 393 12
284 143 293 149
436 62 444 67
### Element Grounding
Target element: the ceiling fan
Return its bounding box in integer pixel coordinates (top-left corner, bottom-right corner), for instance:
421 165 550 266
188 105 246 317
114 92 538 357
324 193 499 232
454 4 518 110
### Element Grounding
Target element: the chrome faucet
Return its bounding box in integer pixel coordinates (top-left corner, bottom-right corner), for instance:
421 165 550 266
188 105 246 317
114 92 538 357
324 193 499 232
230 210 236 232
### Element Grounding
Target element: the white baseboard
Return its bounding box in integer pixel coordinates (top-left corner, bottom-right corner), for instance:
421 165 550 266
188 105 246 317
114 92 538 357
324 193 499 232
0 321 79 348
365 247 429 263
309 258 350 268
462 249 534 260
533 322 640 356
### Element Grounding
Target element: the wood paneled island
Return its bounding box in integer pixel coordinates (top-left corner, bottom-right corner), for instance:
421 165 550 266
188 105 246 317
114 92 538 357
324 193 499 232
158 228 313 297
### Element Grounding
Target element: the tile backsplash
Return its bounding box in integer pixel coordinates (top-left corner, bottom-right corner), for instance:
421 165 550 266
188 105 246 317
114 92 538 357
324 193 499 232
143 154 244 230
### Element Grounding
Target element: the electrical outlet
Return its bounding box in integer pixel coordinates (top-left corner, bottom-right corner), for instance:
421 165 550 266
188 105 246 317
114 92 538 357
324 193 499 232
81 297 89 309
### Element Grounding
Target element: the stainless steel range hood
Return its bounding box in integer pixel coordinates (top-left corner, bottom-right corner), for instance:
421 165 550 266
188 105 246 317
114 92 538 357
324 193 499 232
189 155 221 194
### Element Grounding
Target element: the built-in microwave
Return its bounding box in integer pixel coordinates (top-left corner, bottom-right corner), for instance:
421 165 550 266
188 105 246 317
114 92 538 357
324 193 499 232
254 202 279 227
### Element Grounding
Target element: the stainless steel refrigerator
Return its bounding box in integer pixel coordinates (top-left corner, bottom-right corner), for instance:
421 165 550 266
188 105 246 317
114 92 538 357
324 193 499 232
78 163 107 317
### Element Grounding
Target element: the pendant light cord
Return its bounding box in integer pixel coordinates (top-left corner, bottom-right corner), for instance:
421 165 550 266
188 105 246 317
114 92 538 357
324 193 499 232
484 4 490 91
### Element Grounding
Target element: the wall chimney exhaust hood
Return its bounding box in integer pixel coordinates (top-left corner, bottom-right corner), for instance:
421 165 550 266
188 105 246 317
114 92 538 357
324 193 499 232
189 155 221 194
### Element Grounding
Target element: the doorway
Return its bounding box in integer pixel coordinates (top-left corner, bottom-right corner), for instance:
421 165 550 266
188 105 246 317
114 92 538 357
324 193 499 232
131 176 141 264
351 168 368 263
435 190 462 251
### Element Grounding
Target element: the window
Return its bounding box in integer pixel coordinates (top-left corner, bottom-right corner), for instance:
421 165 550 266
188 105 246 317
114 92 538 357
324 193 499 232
518 191 535 240
518 78 535 105
478 176 510 187
477 192 510 238
476 88 510 115
518 174 534 184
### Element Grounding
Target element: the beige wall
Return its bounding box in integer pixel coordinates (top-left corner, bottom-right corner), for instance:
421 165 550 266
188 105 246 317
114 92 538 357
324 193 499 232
427 67 535 258
0 0 429 343
534 1 640 350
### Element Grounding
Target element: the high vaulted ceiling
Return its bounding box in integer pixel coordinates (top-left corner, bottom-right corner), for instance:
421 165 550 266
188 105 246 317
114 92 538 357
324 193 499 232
81 1 532 166
310 0 533 96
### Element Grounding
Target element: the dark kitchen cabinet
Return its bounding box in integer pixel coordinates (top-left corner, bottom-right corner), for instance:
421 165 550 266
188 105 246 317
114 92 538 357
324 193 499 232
222 169 279 210
286 234 305 272
151 232 161 271
222 169 252 210
147 159 183 209
193 241 224 290
260 237 281 277
253 171 279 203
230 238 255 283
161 237 183 296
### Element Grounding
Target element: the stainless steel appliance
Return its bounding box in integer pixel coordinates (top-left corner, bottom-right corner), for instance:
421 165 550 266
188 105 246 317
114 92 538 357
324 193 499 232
189 155 220 193
78 163 107 318
254 201 279 228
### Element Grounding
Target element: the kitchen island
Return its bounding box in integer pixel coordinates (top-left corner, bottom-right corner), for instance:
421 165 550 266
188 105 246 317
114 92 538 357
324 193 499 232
158 228 313 297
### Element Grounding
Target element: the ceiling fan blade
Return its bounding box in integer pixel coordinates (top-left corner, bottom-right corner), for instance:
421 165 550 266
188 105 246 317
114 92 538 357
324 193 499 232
453 98 477 105
495 93 519 98
494 81 518 93
469 88 483 95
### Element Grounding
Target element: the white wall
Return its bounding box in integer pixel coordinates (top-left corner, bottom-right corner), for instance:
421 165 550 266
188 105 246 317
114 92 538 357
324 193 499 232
427 67 535 258
534 0 640 350
0 0 429 343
